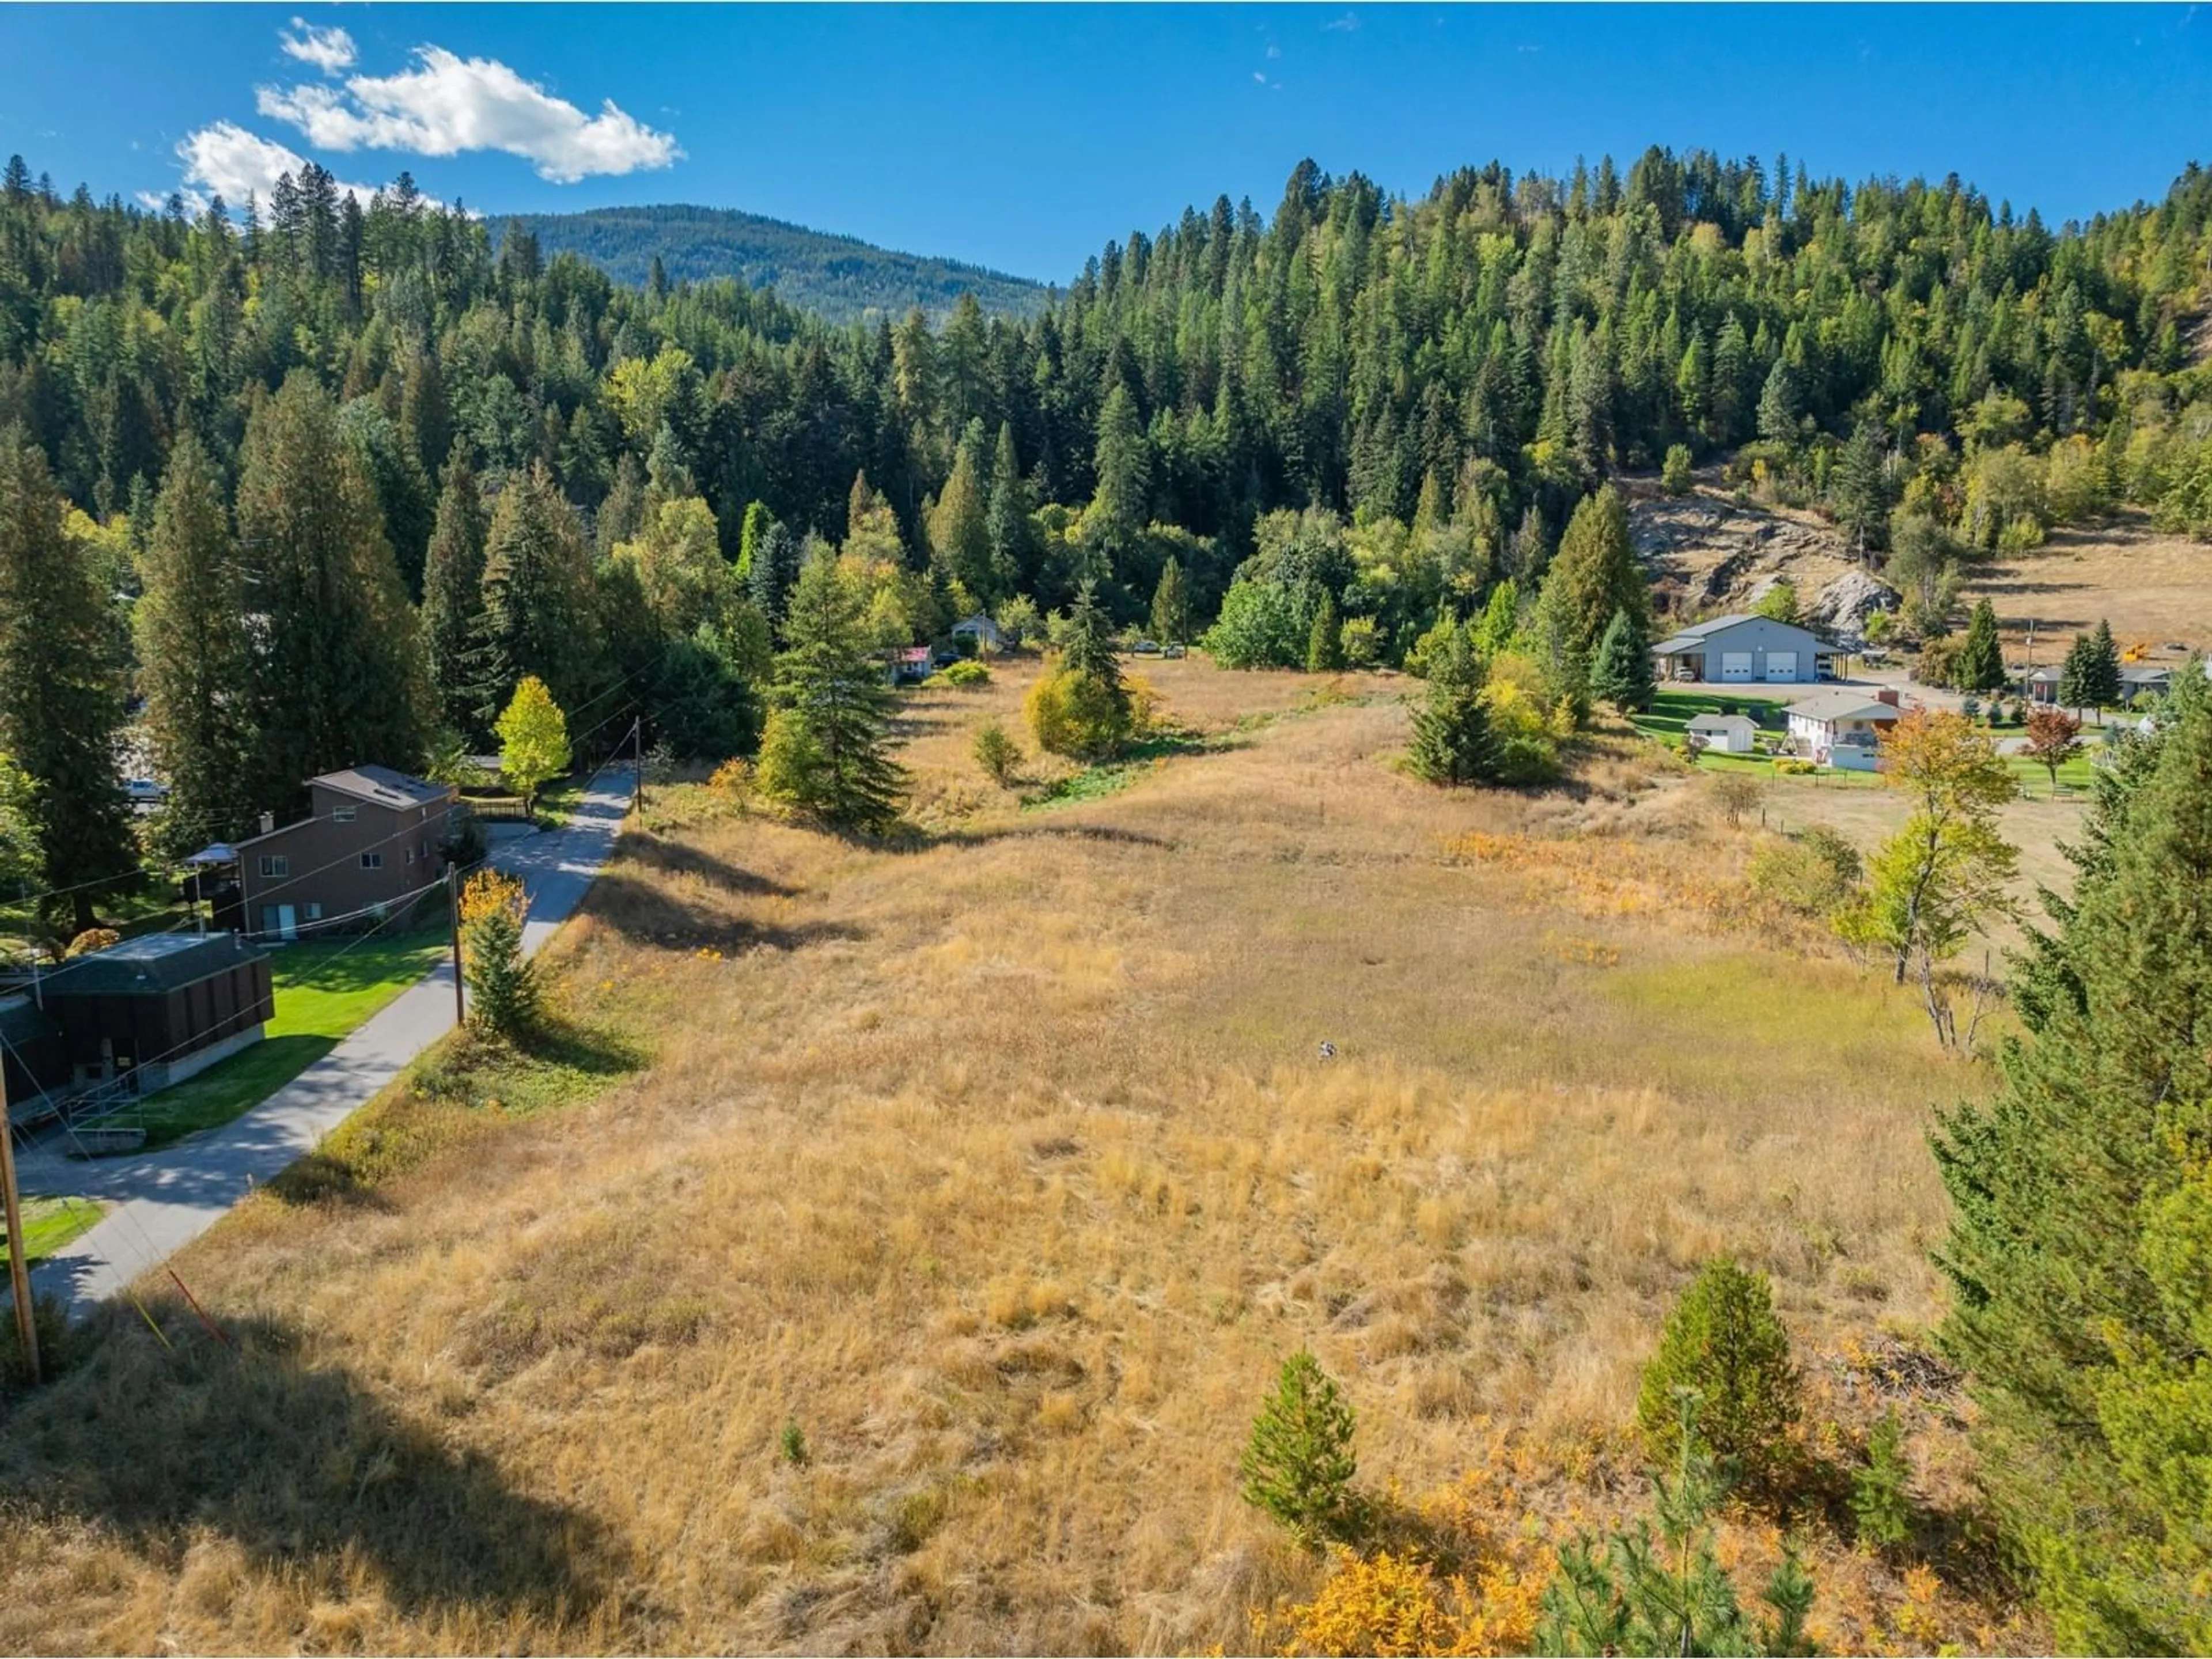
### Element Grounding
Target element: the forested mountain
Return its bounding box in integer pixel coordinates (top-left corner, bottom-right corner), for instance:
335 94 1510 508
2 143 2212 922
483 204 1052 324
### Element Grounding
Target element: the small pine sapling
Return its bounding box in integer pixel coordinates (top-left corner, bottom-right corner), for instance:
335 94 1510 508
1240 1349 1359 1547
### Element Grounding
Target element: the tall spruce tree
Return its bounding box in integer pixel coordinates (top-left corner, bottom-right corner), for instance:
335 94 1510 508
136 431 257 849
1541 484 1645 663
1955 598 2008 695
1931 688 2212 1651
749 520 802 637
760 556 906 831
1150 555 1192 646
473 461 602 725
0 427 137 933
984 421 1033 596
234 372 426 811
1832 419 1894 556
1408 626 1496 786
2083 618 2124 708
419 441 488 738
1589 605 1656 713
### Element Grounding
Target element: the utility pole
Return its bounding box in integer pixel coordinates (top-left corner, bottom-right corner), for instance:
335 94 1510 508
446 863 465 1030
0 1069 40 1385
632 717 645 815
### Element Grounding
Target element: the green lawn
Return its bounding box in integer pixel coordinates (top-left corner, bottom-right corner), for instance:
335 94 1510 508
1632 689 1789 740
0 1195 104 1263
124 930 449 1150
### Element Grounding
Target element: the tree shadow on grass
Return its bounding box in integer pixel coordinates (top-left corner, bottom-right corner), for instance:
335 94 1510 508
618 835 801 897
0 1308 623 1631
581 874 865 955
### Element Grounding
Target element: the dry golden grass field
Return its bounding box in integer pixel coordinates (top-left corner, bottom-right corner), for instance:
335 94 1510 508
1964 508 2212 656
0 656 2049 1656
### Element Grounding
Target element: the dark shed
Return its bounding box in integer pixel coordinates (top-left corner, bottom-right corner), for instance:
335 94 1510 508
40 933 274 1092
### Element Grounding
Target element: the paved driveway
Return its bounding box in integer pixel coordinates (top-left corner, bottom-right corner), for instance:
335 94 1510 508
25 768 634 1312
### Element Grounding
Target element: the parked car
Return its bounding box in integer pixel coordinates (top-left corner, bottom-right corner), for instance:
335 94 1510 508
1162 643 1187 659
123 778 168 805
1131 638 1161 655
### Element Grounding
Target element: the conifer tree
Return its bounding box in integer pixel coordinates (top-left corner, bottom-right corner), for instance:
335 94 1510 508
2056 631 2094 713
1240 1350 1359 1547
1832 419 1894 556
1149 555 1192 647
234 372 426 810
1954 598 2008 695
0 427 135 932
1755 359 1802 447
2083 618 2123 708
1408 627 1497 786
749 520 802 637
758 556 906 831
1091 381 1151 547
473 461 601 724
984 422 1033 594
1932 689 2212 1651
1305 589 1346 672
1588 605 1656 713
927 422 993 601
736 499 771 582
420 441 488 738
1541 484 1645 663
136 431 257 847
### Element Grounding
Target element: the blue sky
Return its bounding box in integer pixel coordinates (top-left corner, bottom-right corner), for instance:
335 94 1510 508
3 4 2206 283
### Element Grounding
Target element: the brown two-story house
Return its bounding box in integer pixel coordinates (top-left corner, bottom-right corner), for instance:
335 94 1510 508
234 766 460 939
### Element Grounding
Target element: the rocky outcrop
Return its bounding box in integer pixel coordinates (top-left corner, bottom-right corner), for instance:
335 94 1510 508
1628 485 1897 635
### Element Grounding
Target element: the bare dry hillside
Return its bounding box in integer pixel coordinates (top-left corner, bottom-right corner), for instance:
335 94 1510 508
1960 510 2212 656
0 661 2043 1656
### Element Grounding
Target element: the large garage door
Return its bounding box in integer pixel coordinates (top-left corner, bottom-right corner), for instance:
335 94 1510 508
1764 651 1798 683
1719 652 1753 681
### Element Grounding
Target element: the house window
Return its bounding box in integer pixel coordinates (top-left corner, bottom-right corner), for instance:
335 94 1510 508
333 805 356 823
259 855 288 878
406 847 416 864
361 851 383 870
305 903 323 921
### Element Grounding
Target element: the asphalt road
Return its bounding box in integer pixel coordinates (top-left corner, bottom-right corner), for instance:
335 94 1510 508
25 768 634 1312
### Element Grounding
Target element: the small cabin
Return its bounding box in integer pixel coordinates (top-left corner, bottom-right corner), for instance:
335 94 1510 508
37 932 274 1096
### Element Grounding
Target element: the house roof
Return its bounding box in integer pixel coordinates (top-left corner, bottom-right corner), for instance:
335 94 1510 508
310 764 453 810
950 614 999 632
1652 613 1837 653
1787 690 1900 725
40 932 267 998
0 993 56 1049
897 646 931 662
2024 666 2062 684
1686 713 1758 734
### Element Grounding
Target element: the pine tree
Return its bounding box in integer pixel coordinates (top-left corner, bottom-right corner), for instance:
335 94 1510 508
1588 605 1656 712
2056 631 2094 713
1541 484 1645 662
1150 556 1192 647
927 422 993 601
1240 1350 1359 1547
1305 589 1346 672
234 372 427 812
1832 419 1894 556
136 431 257 849
420 441 488 738
1408 627 1497 786
2083 617 2123 708
749 520 801 637
1931 690 2212 1651
1508 504 1552 583
0 427 136 933
984 422 1033 594
1091 381 1151 547
1755 359 1802 447
1954 598 2008 695
759 556 906 831
473 461 601 725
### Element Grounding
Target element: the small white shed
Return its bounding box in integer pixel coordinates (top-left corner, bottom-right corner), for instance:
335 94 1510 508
1685 713 1759 753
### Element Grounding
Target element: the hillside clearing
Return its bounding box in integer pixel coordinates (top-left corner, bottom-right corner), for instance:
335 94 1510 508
0 658 2042 1654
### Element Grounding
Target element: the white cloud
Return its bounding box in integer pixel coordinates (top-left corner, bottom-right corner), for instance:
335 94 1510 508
279 17 357 74
1253 70 1267 83
1324 11 1360 31
172 120 385 210
1266 43 1281 59
257 46 680 183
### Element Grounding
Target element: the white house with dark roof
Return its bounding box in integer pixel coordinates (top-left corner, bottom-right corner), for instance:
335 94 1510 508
1650 614 1840 684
